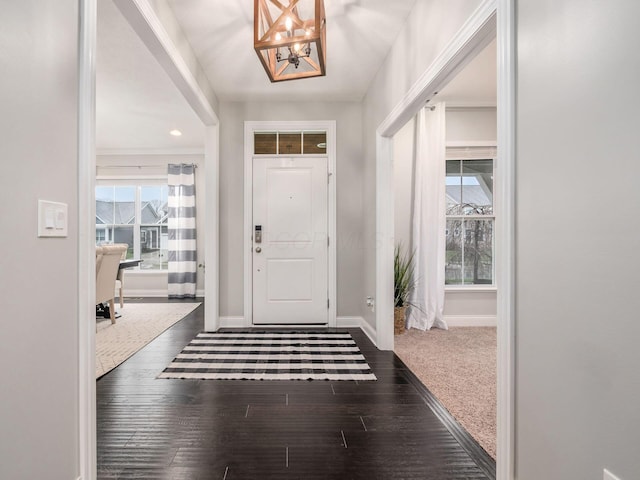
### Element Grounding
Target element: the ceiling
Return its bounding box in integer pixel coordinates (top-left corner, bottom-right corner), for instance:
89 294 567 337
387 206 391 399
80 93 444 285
96 0 204 151
96 0 496 151
167 0 417 102
436 39 496 106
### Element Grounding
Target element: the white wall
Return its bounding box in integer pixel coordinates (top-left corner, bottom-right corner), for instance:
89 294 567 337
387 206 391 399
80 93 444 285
361 0 486 329
0 1 80 478
96 153 206 296
516 0 640 478
137 0 219 116
446 107 497 143
218 101 364 318
393 117 416 250
393 109 497 323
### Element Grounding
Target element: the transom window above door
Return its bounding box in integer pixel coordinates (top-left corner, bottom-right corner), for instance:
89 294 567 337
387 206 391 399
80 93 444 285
254 131 327 155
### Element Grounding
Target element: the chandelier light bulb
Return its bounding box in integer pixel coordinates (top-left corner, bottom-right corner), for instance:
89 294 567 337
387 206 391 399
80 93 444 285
293 43 301 52
285 16 293 31
275 32 282 41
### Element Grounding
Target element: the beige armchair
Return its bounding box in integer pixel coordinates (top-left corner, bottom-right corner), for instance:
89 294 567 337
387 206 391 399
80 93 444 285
112 243 128 308
96 244 127 324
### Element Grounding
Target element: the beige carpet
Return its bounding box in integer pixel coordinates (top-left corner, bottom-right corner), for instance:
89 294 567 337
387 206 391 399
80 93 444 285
96 302 201 378
394 327 496 458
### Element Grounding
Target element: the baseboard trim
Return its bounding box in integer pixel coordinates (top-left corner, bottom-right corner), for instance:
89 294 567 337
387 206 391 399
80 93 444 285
444 315 497 327
123 289 166 297
250 324 328 328
336 316 362 328
218 316 378 345
219 316 246 328
219 316 334 329
337 316 377 345
122 289 205 298
359 318 377 345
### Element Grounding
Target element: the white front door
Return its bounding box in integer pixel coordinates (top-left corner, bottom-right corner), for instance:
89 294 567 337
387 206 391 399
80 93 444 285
252 157 328 324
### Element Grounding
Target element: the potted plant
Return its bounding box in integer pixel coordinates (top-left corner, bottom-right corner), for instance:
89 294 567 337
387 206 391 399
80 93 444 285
394 244 418 335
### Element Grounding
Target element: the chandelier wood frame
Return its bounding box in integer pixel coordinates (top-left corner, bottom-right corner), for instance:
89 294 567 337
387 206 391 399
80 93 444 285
254 0 326 82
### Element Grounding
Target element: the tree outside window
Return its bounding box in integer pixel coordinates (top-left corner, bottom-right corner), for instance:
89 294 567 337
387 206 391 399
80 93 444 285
445 159 494 285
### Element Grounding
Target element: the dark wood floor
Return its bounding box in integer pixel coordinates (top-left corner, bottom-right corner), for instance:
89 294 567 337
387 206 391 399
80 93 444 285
97 300 495 479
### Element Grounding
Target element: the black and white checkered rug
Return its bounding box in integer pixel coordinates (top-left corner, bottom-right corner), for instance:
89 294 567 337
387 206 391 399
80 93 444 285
158 331 377 381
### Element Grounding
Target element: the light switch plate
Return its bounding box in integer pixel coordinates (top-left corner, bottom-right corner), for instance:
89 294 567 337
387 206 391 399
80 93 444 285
604 469 621 480
38 200 68 238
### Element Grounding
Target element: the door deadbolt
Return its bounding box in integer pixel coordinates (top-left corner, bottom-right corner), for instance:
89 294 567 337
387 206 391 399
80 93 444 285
255 247 262 253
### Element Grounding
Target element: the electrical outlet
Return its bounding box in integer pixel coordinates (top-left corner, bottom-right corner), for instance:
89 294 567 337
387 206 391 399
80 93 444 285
604 469 621 480
366 296 375 311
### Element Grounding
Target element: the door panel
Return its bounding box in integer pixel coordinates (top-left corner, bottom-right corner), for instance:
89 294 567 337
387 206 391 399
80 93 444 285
266 169 313 237
253 157 328 324
267 259 313 301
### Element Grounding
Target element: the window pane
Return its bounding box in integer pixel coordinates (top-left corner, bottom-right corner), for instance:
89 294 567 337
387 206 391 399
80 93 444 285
446 160 462 215
255 132 277 154
445 219 463 285
96 186 135 251
113 226 134 259
303 131 327 154
114 186 136 224
96 186 114 225
463 219 493 284
141 186 168 224
278 132 302 154
139 225 168 270
96 227 107 244
461 159 493 215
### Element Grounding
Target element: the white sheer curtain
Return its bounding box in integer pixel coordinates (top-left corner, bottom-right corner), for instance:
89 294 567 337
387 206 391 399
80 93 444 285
407 103 448 330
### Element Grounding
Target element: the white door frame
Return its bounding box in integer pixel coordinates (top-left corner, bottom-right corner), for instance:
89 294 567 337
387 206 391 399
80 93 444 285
78 2 97 479
244 121 337 327
495 1 516 477
375 0 497 349
373 0 515 478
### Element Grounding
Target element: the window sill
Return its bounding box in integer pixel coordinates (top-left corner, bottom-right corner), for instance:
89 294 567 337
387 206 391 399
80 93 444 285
125 269 168 275
445 285 497 293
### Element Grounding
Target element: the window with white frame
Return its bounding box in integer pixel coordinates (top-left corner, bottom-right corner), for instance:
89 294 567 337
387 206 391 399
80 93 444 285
445 158 494 285
96 184 169 270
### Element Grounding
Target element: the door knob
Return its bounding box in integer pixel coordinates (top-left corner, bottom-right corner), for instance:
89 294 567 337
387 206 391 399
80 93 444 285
255 247 262 253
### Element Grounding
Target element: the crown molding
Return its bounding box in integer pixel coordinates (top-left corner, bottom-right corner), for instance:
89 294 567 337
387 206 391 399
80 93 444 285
97 148 205 156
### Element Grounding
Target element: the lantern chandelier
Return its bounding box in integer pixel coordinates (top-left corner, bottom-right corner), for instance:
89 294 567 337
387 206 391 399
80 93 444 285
254 0 326 82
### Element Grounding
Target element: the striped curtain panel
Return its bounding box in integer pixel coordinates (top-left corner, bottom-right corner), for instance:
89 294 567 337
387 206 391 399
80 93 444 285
167 164 197 298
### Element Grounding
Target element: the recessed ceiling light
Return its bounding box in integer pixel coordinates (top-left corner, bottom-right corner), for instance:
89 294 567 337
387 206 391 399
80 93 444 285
169 129 182 137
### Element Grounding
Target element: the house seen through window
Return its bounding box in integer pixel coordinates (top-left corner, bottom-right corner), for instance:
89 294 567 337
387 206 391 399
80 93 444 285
96 185 169 270
445 159 494 285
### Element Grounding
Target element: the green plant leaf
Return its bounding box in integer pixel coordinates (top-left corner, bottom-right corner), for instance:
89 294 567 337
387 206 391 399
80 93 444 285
394 243 420 310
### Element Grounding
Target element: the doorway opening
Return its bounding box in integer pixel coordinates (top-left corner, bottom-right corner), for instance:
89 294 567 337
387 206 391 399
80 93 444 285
392 37 498 458
373 2 515 478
